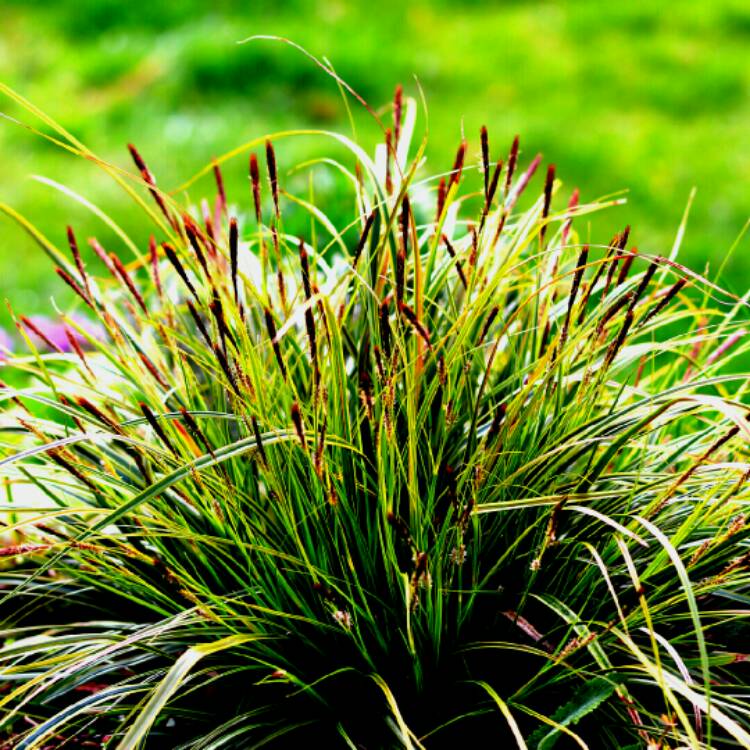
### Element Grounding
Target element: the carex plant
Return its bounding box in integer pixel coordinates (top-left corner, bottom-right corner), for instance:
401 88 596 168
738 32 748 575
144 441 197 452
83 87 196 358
1 72 750 749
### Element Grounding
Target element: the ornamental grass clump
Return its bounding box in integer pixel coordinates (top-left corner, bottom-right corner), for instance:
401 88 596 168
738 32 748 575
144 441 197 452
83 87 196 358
2 69 750 749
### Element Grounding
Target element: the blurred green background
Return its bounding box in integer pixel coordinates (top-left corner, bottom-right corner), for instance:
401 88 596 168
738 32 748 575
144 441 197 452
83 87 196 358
1 0 749 325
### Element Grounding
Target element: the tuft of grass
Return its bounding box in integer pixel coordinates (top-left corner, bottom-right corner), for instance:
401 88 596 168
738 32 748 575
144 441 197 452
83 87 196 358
2 68 750 748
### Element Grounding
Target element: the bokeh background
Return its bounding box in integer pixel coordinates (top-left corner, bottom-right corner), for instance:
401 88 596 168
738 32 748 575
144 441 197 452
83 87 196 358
1 0 749 326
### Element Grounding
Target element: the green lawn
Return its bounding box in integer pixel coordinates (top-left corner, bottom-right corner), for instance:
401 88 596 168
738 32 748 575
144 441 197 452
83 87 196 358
1 0 749 325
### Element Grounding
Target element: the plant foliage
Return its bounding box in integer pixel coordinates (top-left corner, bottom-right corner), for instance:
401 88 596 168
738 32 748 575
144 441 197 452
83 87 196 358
1 60 750 749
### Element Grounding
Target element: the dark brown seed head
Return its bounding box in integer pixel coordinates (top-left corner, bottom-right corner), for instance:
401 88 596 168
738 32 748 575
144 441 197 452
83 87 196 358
209 297 236 351
488 403 507 441
587 248 613 304
485 158 503 213
314 415 327 478
110 253 148 314
561 245 588 344
385 128 393 195
302 294 317 370
140 402 178 457
576 281 592 327
641 277 688 327
264 307 287 379
628 261 658 313
442 234 467 289
76 397 120 432
597 291 632 339
67 226 90 295
436 178 447 224
617 225 631 250
505 135 520 195
492 209 509 247
251 415 267 463
213 161 226 215
229 218 239 301
128 144 178 229
89 237 116 276
379 300 392 360
561 188 580 244
291 402 306 451
540 164 555 245
442 234 457 260
401 195 411 255
127 143 151 180
604 309 634 370
616 247 637 287
449 140 467 189
20 316 63 354
373 344 385 381
163 243 198 300
539 318 551 356
602 254 621 302
480 125 490 199
469 226 478 267
508 153 542 210
249 153 262 223
212 342 239 394
64 327 92 375
201 198 216 245
149 236 163 300
396 249 406 305
183 215 210 278
186 299 212 347
478 305 500 345
400 302 432 349
265 140 279 218
299 240 312 300
352 210 376 270
138 351 169 389
271 226 287 308
56 268 94 310
179 408 214 457
393 84 403 144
